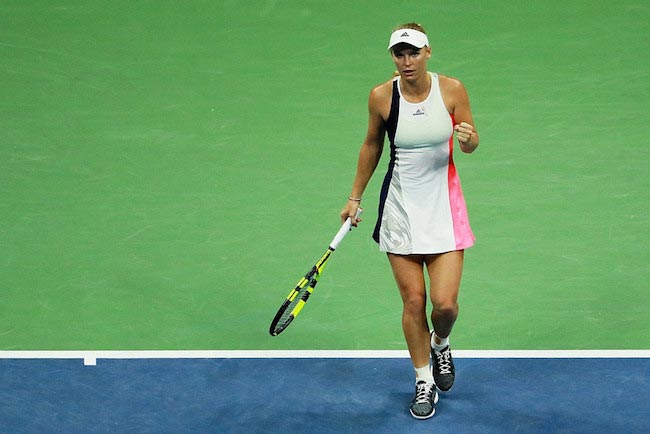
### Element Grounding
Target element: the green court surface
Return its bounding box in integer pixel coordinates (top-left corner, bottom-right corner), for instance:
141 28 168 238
1 1 648 351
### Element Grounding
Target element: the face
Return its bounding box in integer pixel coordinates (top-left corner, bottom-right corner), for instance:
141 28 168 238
390 43 431 81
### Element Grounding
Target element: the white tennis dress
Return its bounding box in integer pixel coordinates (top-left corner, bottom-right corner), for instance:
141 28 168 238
372 73 475 254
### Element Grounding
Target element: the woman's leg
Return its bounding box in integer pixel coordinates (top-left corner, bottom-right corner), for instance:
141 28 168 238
425 250 464 391
387 253 430 369
425 250 464 340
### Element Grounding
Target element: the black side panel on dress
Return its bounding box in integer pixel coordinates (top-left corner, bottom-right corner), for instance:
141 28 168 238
372 80 400 243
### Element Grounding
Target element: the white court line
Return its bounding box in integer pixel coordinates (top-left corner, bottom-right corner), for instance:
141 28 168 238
0 350 649 366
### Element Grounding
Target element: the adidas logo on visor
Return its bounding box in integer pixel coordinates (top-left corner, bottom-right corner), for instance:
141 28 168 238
401 32 409 37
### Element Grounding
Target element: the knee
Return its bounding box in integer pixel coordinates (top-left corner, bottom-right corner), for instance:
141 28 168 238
401 291 427 316
432 301 459 319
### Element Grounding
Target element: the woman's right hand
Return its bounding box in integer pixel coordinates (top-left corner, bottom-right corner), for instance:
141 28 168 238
340 199 362 226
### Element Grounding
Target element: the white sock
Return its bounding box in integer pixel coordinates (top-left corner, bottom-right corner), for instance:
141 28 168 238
414 365 434 383
432 332 449 350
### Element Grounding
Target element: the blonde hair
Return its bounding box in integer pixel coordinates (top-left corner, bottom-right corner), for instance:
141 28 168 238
393 22 427 34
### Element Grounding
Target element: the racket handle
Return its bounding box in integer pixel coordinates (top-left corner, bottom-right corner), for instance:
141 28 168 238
329 208 363 250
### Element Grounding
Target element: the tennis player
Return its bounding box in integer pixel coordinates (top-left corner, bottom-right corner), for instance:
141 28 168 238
340 22 479 419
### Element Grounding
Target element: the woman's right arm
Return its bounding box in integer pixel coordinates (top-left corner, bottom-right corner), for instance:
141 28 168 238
341 84 390 225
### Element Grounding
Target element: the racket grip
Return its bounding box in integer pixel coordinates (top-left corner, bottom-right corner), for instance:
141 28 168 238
329 208 363 250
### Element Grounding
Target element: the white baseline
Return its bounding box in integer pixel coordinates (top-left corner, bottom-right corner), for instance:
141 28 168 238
1 350 648 366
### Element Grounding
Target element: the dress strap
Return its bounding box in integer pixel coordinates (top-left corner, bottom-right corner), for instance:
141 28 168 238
386 79 400 145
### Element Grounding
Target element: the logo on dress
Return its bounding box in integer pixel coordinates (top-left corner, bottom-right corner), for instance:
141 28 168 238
413 107 425 116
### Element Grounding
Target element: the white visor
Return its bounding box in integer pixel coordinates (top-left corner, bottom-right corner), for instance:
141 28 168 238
387 29 429 50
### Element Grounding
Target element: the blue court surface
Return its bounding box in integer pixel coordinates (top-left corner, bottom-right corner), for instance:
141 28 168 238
1 356 648 433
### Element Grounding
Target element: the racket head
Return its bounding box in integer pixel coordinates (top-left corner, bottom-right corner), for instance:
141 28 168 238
269 271 318 336
269 249 332 336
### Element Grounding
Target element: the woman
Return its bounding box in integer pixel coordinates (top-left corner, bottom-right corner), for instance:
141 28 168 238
340 23 479 419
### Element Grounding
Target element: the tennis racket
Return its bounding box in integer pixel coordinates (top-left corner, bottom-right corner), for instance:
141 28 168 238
269 208 363 336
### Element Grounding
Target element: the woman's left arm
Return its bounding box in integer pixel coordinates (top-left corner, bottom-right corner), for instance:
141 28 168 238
442 76 479 153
